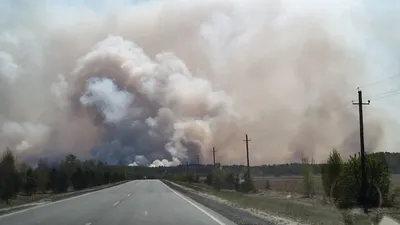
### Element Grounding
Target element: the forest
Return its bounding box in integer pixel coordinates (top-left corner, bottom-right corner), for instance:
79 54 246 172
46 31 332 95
0 150 399 205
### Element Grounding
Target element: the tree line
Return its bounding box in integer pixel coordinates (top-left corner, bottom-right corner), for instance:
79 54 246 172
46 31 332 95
161 152 400 177
0 149 127 205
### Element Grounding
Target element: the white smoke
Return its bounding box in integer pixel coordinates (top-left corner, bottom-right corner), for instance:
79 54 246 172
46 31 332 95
134 155 150 166
149 157 180 167
80 77 134 124
1 121 50 153
71 35 233 164
0 51 19 84
128 162 138 167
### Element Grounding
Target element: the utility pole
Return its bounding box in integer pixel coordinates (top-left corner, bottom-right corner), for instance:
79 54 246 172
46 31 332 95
212 147 216 167
186 160 189 173
352 88 370 213
243 134 251 178
196 153 200 179
124 167 127 180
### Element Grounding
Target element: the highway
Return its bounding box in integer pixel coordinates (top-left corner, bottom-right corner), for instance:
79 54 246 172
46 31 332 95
0 180 237 225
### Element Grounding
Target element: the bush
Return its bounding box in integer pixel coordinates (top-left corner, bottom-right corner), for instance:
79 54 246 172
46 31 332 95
301 156 315 197
205 173 213 185
185 173 194 183
265 179 271 190
241 174 256 193
225 172 235 190
211 168 224 191
321 149 343 199
234 174 240 191
336 153 390 209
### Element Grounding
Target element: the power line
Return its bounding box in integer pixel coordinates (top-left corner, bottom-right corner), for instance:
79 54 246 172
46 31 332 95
301 86 400 120
358 74 400 90
364 87 400 98
326 74 400 105
374 92 400 100
368 89 400 100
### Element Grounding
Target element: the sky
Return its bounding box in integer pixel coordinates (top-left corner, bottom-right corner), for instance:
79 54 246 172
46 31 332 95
1 0 400 165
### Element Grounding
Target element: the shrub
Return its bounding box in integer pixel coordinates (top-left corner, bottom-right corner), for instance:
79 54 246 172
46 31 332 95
205 173 213 185
321 149 343 199
301 156 315 197
336 153 390 209
185 173 194 183
225 172 235 190
234 174 240 191
212 168 224 191
265 179 271 190
241 174 256 193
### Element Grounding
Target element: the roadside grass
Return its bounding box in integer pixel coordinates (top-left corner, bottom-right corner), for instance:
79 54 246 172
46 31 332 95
175 181 398 225
0 193 52 209
0 181 128 211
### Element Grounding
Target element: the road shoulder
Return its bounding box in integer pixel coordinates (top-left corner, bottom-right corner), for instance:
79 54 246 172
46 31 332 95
163 180 282 225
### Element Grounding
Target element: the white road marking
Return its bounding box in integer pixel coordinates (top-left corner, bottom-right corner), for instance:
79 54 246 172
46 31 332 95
0 181 137 220
113 201 120 207
162 181 226 225
144 210 148 216
128 193 131 197
85 223 92 225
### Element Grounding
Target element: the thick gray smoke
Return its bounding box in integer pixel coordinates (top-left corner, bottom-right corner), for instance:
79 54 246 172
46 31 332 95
1 0 400 165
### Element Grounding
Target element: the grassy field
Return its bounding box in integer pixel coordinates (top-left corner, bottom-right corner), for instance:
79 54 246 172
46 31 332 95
192 173 400 224
174 181 398 225
252 174 400 195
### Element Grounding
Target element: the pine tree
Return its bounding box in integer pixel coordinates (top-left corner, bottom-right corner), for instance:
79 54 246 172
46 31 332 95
0 149 20 204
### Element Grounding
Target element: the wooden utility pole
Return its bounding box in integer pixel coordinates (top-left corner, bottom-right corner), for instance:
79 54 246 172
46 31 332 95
243 134 251 178
212 147 216 167
196 153 200 178
352 88 370 213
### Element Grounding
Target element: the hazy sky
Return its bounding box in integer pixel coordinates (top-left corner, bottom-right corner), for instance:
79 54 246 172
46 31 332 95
1 0 400 165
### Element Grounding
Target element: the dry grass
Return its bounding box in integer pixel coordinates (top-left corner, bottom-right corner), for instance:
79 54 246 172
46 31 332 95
193 173 400 223
176 181 388 225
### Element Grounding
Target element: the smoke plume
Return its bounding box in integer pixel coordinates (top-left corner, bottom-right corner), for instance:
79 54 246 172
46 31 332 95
1 0 399 166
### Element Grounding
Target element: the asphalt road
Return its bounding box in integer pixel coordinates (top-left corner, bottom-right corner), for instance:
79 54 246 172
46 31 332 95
0 180 237 225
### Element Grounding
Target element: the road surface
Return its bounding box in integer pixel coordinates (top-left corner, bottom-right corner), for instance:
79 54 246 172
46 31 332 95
0 180 237 225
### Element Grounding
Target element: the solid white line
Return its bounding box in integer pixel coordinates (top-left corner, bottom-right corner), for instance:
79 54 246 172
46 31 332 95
0 181 136 220
161 181 226 225
113 201 120 207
